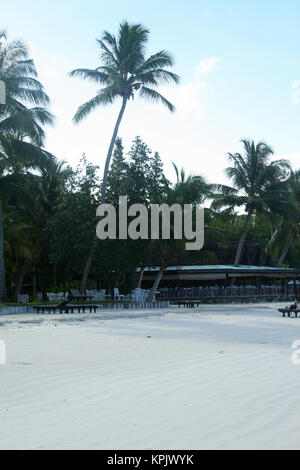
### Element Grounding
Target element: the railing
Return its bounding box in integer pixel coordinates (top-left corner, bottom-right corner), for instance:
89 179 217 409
157 285 300 301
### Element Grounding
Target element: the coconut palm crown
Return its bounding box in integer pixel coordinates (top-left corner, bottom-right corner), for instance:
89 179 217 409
212 139 290 266
70 22 179 121
0 30 54 146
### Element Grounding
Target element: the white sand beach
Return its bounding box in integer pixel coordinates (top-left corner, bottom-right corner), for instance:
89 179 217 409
1 303 300 450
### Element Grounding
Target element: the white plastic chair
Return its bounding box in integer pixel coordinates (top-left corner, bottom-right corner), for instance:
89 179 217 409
47 293 57 302
18 294 29 304
114 288 126 301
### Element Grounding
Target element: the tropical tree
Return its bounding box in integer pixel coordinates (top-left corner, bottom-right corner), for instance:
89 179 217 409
47 156 101 288
273 170 300 266
147 164 212 302
0 30 54 301
212 139 289 266
14 160 71 299
0 30 53 140
105 136 169 292
70 21 179 292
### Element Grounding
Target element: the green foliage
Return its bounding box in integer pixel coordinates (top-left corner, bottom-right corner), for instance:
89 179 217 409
3 28 300 302
47 155 101 283
70 21 179 122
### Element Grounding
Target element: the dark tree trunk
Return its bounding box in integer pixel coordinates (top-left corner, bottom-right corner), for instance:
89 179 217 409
15 257 31 301
137 267 145 289
53 261 57 287
277 231 295 267
234 211 253 266
15 235 45 301
33 266 37 298
147 267 164 302
265 222 281 255
80 97 128 294
0 201 7 302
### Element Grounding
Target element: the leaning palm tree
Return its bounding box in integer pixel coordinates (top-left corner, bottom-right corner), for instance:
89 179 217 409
212 140 289 266
0 30 54 301
70 21 179 292
146 164 212 302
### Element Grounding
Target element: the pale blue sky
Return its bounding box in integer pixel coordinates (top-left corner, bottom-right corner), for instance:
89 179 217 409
3 0 300 183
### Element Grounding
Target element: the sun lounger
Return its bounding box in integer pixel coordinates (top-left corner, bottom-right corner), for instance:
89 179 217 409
279 306 300 318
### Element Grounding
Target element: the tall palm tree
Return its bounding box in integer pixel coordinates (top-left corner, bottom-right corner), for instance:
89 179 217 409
212 140 289 266
70 21 179 292
0 30 54 301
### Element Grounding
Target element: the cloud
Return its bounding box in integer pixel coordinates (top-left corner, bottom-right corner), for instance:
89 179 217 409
292 81 300 105
163 57 221 118
280 152 300 168
196 57 221 76
39 57 71 79
204 11 213 17
162 80 210 119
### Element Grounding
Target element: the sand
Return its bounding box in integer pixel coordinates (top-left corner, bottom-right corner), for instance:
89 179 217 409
0 303 300 450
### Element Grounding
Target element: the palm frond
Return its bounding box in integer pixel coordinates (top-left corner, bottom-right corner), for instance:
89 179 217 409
68 68 108 84
73 88 117 123
139 86 175 112
71 22 179 118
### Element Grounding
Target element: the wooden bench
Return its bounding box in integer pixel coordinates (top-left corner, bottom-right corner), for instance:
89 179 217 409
279 308 300 318
33 301 99 314
176 300 202 308
66 305 98 314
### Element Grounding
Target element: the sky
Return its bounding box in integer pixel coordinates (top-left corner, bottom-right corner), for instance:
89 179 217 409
2 0 300 184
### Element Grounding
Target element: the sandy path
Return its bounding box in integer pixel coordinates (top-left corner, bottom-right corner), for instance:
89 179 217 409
0 304 300 450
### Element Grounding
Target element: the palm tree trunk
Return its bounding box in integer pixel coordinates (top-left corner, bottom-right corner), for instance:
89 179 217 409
137 267 145 289
80 97 128 293
147 267 164 302
234 211 253 266
53 261 57 286
265 222 282 255
33 266 37 298
277 231 295 267
15 234 45 301
0 201 7 302
15 257 31 301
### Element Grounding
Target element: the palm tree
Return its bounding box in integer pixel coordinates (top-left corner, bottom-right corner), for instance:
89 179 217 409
70 21 179 292
147 164 211 302
0 30 53 137
274 170 300 266
212 139 289 266
0 30 54 301
14 160 70 299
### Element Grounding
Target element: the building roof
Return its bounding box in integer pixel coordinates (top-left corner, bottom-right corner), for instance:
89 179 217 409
143 265 300 273
141 265 300 281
